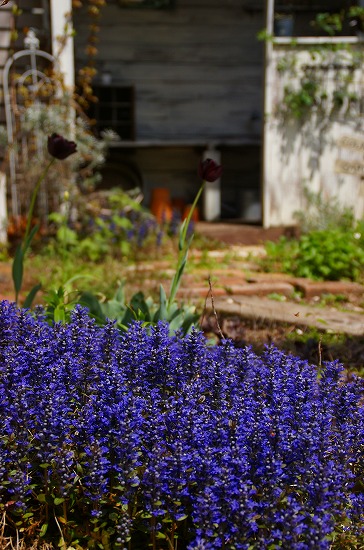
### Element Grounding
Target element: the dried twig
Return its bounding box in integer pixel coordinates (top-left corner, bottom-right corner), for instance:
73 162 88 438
318 336 322 369
208 276 224 340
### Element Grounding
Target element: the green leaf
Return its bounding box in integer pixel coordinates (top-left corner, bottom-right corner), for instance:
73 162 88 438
129 291 151 321
56 226 78 247
54 497 65 505
23 283 42 309
168 311 185 333
154 284 167 322
178 219 188 251
79 292 106 323
12 245 24 299
113 216 132 230
120 240 131 256
39 523 48 537
37 493 47 503
53 305 66 324
23 223 39 255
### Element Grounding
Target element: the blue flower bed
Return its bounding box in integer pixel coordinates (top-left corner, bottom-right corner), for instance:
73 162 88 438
0 301 363 549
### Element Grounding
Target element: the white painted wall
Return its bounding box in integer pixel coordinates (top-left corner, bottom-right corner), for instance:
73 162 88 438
50 0 74 89
0 6 13 242
0 173 7 243
263 38 364 227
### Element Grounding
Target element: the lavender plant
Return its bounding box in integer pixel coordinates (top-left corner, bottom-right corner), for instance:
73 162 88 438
0 301 362 549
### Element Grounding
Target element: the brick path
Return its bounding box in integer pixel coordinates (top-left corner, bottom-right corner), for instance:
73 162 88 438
181 247 363 337
0 242 363 336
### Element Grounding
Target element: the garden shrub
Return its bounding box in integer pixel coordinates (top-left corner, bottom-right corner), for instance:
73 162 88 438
47 188 167 261
0 301 363 549
291 228 364 281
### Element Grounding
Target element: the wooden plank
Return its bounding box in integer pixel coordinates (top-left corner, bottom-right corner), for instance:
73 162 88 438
74 0 264 142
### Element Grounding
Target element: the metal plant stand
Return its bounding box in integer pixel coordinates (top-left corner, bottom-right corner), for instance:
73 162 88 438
3 29 59 221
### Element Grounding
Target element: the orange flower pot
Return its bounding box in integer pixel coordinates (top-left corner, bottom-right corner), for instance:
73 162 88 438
182 204 199 222
150 188 173 223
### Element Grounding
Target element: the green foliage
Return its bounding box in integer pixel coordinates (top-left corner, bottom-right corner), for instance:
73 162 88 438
262 237 300 274
79 282 199 336
314 6 364 36
42 180 204 335
293 229 364 280
263 225 364 282
314 11 344 36
277 43 363 121
44 275 96 324
11 160 55 305
47 188 162 262
256 28 274 42
282 79 319 119
294 188 355 233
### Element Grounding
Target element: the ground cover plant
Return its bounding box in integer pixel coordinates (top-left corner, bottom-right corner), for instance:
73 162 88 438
261 223 364 282
2 129 364 548
261 190 364 282
0 301 363 549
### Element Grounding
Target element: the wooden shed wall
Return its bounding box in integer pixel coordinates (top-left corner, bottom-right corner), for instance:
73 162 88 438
73 0 265 142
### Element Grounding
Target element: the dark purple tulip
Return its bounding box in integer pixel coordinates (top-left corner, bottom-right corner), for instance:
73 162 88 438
47 133 77 160
198 158 222 182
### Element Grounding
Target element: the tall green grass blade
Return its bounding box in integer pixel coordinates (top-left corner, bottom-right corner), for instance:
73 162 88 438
12 245 24 302
23 283 42 309
22 224 39 255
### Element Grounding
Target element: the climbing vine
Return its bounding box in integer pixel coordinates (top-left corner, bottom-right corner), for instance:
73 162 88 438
277 44 364 120
72 0 106 109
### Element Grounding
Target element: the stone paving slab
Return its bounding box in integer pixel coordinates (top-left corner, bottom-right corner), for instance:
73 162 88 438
211 296 364 336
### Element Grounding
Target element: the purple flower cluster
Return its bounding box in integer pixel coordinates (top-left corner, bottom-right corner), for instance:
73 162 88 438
0 301 363 549
125 210 160 248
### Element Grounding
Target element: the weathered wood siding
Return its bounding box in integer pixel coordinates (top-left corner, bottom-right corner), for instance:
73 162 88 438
73 0 265 141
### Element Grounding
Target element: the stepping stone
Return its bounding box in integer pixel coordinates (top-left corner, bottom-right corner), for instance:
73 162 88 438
212 295 364 336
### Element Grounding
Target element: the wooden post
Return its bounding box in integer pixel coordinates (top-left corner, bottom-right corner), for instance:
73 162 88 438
49 0 74 89
0 172 7 243
262 0 275 227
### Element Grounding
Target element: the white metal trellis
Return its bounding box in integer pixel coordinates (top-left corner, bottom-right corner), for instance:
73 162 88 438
3 29 59 219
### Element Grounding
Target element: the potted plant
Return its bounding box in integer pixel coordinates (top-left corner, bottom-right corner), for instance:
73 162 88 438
274 2 294 37
347 5 364 37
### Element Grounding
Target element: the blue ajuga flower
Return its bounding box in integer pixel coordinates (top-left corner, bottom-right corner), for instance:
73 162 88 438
0 301 363 548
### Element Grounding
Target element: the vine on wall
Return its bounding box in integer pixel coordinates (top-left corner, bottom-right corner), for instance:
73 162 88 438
276 44 364 121
273 5 364 121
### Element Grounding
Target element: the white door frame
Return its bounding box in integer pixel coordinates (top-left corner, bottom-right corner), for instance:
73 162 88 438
49 0 74 89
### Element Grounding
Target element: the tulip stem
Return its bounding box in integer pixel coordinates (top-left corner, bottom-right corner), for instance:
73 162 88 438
167 180 205 312
23 158 55 252
12 157 55 304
